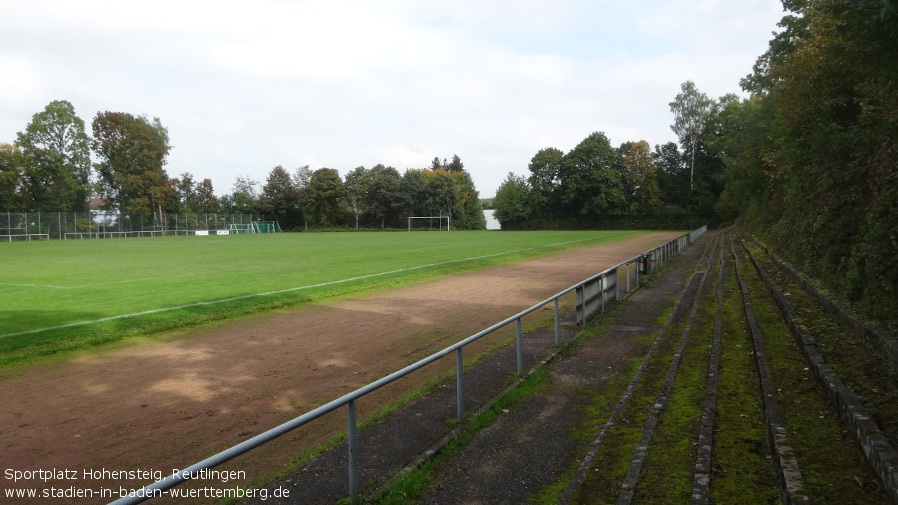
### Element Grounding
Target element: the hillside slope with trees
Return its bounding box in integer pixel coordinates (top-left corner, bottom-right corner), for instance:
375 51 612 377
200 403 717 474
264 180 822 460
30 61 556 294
716 0 897 329
493 0 897 328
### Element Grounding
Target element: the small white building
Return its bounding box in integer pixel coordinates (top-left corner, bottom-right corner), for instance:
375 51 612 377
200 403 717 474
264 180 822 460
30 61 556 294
483 209 501 230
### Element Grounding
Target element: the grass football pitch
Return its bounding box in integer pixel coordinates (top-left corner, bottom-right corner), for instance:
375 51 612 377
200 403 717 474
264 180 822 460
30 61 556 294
0 230 643 361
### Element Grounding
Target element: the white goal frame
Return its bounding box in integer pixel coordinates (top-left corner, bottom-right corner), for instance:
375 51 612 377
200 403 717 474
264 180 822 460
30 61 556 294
229 223 256 234
408 216 450 231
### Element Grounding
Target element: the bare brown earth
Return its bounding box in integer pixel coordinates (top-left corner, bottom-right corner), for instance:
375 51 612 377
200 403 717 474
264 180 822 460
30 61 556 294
0 232 679 503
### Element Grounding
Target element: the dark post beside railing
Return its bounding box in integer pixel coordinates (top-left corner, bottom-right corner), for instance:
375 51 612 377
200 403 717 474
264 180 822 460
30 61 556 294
457 348 464 423
348 400 358 503
554 298 561 346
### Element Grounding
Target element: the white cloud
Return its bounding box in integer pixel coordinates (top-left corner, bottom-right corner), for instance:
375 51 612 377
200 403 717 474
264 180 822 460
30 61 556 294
0 0 784 197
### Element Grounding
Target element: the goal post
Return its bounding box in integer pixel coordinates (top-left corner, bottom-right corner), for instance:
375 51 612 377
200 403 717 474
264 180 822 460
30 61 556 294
253 221 282 233
408 216 451 231
229 223 255 234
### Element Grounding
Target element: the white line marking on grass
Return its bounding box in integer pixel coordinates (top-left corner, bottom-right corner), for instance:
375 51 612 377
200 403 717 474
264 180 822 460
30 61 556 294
70 271 220 289
0 233 629 339
0 282 69 289
2 271 220 290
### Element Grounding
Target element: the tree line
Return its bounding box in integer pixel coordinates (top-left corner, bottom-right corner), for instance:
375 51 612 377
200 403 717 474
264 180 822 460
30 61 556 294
249 156 485 231
0 102 193 216
0 102 485 230
492 81 726 231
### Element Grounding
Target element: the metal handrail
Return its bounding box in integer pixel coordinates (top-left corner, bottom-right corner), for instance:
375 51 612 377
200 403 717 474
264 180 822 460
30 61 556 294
110 226 705 504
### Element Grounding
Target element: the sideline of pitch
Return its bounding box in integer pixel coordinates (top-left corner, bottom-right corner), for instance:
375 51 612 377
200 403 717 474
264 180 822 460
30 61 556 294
1 234 627 340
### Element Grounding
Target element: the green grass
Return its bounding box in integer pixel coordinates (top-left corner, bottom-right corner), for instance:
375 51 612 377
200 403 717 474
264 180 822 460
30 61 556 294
571 304 689 503
0 230 641 362
710 268 779 504
634 288 712 503
738 245 889 503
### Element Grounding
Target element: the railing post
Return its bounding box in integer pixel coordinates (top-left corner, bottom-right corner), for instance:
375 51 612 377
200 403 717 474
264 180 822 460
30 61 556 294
615 268 620 301
576 286 585 328
516 318 523 376
456 348 464 423
348 400 358 504
554 298 560 347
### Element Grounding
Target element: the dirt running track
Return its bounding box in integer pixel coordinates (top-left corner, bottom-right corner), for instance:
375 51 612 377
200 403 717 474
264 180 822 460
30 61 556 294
0 232 679 503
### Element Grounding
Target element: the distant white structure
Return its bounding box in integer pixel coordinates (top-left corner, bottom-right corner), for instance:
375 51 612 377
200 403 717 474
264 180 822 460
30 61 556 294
483 209 501 230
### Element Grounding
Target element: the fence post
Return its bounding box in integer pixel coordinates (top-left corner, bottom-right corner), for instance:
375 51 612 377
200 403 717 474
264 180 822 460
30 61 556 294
554 298 560 347
615 269 619 301
348 400 358 504
456 348 464 423
516 318 523 376
577 286 585 328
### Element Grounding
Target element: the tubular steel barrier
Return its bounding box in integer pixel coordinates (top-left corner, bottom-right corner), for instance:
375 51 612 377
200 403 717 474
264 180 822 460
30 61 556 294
0 211 261 241
110 226 706 505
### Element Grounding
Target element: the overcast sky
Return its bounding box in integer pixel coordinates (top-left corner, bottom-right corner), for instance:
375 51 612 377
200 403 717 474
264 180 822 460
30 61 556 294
1 0 784 198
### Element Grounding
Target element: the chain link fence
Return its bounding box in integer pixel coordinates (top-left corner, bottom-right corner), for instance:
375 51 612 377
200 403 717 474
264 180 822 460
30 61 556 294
0 212 262 241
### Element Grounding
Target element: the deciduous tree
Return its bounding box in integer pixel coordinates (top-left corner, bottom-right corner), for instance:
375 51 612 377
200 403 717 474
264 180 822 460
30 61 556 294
450 170 485 229
367 165 403 229
0 143 26 211
424 169 457 217
305 168 346 227
293 165 313 230
558 131 627 222
259 165 302 229
91 112 172 215
194 178 219 214
493 172 530 228
527 147 563 220
652 142 688 210
669 81 713 190
16 100 91 212
169 172 196 212
344 166 370 229
617 141 661 214
224 174 259 214
399 169 426 218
